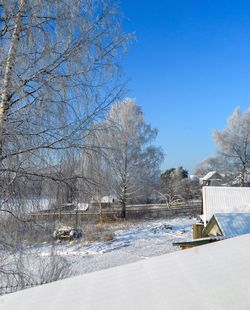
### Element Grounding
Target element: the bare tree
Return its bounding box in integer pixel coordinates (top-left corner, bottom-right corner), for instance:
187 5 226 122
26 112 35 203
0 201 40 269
0 0 130 200
213 108 250 186
195 156 233 177
0 0 131 285
98 99 164 217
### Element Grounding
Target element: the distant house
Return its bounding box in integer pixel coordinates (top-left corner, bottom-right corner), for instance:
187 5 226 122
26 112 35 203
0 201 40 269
202 186 250 226
101 196 117 203
76 203 89 211
90 196 117 204
203 213 250 237
201 171 222 186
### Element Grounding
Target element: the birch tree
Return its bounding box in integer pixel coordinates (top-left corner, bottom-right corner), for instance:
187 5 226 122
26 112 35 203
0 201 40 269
195 156 232 177
0 0 131 286
101 99 164 217
0 0 130 208
213 108 250 186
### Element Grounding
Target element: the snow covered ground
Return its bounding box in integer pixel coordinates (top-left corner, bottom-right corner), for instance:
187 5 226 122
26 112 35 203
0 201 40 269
27 216 197 276
0 216 198 290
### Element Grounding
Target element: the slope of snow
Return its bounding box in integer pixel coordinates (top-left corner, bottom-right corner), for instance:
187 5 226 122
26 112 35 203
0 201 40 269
2 233 250 310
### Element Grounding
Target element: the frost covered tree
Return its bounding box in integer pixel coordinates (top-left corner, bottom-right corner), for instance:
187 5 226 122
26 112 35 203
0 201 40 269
195 156 232 177
0 0 131 285
0 0 131 208
100 99 164 217
213 108 250 186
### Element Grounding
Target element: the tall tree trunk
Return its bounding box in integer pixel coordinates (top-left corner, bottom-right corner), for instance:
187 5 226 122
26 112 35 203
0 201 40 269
0 0 25 155
240 164 247 187
121 144 128 219
121 183 127 218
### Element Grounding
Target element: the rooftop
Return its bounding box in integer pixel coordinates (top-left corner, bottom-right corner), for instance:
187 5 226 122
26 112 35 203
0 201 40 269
2 234 250 309
214 213 250 237
202 171 222 181
202 186 250 224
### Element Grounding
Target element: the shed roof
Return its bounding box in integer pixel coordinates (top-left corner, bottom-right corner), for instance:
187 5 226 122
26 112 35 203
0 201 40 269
202 186 250 224
173 236 228 247
76 203 89 211
214 213 250 237
2 234 250 310
202 171 222 181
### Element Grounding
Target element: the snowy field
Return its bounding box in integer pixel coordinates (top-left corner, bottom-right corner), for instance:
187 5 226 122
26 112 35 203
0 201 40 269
0 216 198 290
25 216 197 276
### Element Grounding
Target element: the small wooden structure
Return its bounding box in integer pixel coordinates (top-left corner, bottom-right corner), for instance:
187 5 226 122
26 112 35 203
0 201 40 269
192 223 204 239
173 236 227 250
201 171 222 186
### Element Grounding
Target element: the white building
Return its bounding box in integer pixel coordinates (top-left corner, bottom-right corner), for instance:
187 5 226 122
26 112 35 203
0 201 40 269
202 186 250 225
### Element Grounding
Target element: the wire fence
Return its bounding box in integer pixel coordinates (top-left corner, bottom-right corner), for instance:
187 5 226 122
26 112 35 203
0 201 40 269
0 280 53 296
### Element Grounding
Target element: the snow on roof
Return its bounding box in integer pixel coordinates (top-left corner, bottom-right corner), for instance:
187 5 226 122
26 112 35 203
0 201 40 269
2 234 250 310
215 213 250 237
101 196 117 203
202 186 250 224
202 171 222 181
76 203 88 211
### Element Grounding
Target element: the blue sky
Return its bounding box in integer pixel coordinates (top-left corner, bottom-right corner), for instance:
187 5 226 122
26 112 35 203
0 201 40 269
120 0 250 173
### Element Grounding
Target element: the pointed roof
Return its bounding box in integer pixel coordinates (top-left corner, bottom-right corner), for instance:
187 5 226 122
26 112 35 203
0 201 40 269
202 171 222 181
214 213 250 237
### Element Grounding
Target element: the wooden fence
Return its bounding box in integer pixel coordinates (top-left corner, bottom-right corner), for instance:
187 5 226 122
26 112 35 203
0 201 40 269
28 200 202 223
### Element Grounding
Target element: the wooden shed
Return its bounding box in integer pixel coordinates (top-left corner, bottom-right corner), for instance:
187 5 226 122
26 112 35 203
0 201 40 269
201 171 222 186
